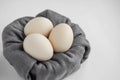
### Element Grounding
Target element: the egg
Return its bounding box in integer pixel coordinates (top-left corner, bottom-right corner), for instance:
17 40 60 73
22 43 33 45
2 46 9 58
23 33 53 61
24 17 53 36
49 23 73 52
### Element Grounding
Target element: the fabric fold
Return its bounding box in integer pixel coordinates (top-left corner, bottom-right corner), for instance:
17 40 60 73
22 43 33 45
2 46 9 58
2 9 90 80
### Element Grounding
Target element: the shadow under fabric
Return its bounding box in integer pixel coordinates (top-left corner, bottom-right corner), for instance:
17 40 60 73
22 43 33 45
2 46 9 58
2 10 91 80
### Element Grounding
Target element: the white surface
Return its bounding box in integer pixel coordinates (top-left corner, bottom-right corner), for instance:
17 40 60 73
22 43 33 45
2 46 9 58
0 0 120 80
24 17 53 36
49 23 73 52
23 33 53 61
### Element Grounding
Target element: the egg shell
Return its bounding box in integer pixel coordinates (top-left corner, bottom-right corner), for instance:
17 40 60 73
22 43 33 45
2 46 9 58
49 23 73 52
24 17 53 36
23 33 53 61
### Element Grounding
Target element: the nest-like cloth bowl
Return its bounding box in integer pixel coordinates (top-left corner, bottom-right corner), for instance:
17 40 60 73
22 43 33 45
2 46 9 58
2 10 90 80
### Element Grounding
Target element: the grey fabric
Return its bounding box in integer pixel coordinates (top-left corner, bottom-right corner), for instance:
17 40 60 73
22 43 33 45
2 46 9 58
2 9 90 80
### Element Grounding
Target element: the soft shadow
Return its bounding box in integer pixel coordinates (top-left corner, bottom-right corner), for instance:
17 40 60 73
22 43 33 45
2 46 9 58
0 51 23 80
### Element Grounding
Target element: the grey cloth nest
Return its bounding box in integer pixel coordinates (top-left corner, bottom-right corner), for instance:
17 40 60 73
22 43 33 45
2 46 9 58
2 10 90 80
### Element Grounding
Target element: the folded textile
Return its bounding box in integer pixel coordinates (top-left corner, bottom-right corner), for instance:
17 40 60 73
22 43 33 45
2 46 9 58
2 9 90 80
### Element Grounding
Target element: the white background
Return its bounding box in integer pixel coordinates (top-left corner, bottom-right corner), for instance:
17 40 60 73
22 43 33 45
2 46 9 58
0 0 120 80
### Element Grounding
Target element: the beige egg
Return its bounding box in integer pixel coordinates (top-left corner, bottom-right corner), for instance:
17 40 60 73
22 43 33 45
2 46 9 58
24 17 53 36
49 23 73 52
23 33 53 61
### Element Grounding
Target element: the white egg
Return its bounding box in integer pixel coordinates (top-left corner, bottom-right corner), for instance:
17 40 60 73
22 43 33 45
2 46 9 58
24 17 53 36
23 33 53 61
49 23 73 52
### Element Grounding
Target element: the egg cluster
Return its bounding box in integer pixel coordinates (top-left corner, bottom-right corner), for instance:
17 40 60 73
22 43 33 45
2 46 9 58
23 17 73 61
